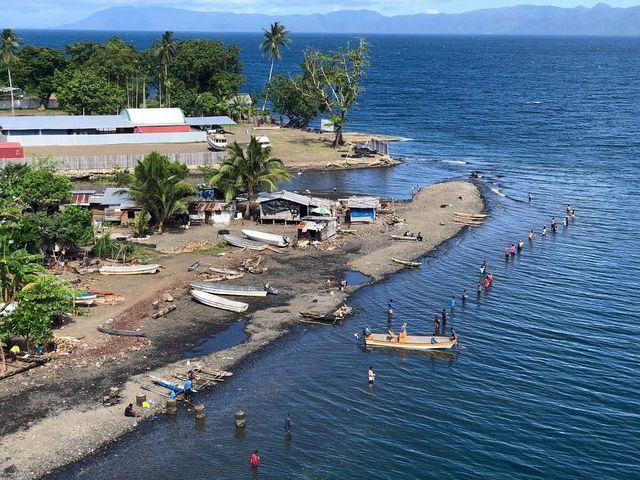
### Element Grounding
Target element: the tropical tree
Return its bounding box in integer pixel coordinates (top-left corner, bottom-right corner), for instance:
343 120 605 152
208 136 291 217
128 152 195 234
19 169 73 212
300 39 369 147
1 29 20 116
0 238 43 302
264 73 325 128
151 31 176 107
259 22 291 113
53 67 126 115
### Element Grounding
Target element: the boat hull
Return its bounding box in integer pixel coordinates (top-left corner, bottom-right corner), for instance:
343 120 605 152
190 282 268 297
364 334 457 351
390 235 418 241
222 234 268 250
391 257 422 267
99 264 160 275
241 229 289 247
190 289 249 313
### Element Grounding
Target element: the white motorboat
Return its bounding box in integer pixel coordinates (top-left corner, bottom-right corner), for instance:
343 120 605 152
99 264 161 275
190 282 274 297
190 289 249 313
222 234 268 250
207 132 227 151
241 229 289 247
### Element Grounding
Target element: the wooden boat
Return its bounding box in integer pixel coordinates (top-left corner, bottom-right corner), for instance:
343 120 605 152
188 262 200 272
299 306 353 324
75 293 97 306
391 257 422 268
454 211 487 218
209 267 243 276
190 289 249 313
99 264 160 275
207 132 227 151
222 234 268 251
390 234 418 241
241 229 289 247
361 328 457 351
98 326 146 337
151 375 184 393
190 281 274 297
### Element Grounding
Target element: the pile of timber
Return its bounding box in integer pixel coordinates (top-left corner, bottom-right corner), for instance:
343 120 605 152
453 212 487 227
0 357 50 381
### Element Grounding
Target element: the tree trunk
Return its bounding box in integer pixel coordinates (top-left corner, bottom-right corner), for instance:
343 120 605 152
244 200 251 219
157 221 164 234
159 78 162 107
0 346 5 373
143 81 146 108
8 68 15 116
261 59 275 114
165 64 170 108
332 125 344 148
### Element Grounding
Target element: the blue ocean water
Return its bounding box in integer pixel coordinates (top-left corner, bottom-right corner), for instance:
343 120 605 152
27 32 640 479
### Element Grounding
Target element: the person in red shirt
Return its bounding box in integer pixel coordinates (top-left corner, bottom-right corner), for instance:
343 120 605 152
250 450 260 470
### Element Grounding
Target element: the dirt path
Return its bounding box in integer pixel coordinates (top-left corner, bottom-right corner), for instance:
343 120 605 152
0 181 483 480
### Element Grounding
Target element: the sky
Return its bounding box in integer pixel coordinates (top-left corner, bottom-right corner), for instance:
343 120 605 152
3 0 640 29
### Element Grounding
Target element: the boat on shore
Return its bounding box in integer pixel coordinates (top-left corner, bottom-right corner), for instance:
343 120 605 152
222 234 268 251
241 229 289 247
75 293 97 306
190 281 276 297
98 326 146 337
361 327 458 351
207 132 227 151
190 289 249 313
99 264 160 275
390 234 418 241
391 257 422 267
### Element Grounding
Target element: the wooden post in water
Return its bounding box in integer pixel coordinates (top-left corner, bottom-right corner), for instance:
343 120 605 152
136 393 146 407
235 410 246 428
194 403 206 421
166 398 177 415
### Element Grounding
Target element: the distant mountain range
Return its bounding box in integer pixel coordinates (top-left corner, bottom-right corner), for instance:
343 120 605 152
60 3 640 35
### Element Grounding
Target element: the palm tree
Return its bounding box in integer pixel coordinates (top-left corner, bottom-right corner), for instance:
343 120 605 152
259 22 291 113
1 29 20 116
208 137 291 218
151 31 176 107
127 152 195 234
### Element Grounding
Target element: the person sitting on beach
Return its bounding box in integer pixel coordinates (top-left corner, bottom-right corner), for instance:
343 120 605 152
417 232 423 241
124 403 140 417
403 230 411 237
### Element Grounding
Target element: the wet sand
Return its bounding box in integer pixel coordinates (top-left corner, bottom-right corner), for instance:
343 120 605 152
0 181 482 479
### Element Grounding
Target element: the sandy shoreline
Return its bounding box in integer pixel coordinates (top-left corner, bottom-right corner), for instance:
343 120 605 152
0 181 483 480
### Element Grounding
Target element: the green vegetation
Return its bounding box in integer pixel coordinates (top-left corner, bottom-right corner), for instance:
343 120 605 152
1 29 20 115
128 152 195 234
264 73 324 129
208 136 291 217
259 22 291 113
2 31 244 116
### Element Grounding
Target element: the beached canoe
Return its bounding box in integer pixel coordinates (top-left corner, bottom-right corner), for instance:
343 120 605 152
188 262 200 272
390 234 418 241
99 264 160 275
75 293 97 306
190 289 249 313
241 229 289 247
190 281 275 297
362 330 457 351
98 326 146 337
391 258 422 267
454 212 487 218
222 234 268 251
151 375 184 393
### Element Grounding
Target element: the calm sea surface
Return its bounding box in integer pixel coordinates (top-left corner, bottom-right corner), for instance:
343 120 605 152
23 31 640 479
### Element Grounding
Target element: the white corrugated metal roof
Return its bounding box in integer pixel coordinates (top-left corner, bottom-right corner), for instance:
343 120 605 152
346 196 380 209
187 116 236 126
121 108 186 126
256 190 312 206
0 115 134 131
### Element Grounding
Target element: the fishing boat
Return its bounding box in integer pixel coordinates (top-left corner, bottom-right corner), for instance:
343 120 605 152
98 326 146 337
241 229 289 247
391 257 422 268
99 264 161 275
190 281 277 297
190 289 249 313
207 132 227 151
360 326 458 351
390 234 418 241
222 234 268 251
300 305 353 324
75 293 97 306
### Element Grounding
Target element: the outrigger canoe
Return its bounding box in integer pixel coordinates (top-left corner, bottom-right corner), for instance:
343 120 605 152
362 328 458 351
391 257 422 268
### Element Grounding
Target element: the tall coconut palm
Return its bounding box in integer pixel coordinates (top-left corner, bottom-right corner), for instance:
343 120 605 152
127 152 195 234
152 31 176 107
259 22 291 113
1 29 20 116
209 137 291 218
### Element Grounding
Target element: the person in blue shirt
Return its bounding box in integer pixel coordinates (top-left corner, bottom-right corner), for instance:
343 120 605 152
387 299 394 315
184 372 195 402
450 296 456 309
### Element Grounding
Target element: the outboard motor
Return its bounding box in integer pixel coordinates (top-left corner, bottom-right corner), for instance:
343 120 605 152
363 327 371 337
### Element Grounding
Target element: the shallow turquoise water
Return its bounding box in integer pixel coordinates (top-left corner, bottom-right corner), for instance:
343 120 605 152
26 33 640 479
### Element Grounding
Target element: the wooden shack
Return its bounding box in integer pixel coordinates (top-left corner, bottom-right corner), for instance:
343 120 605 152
343 196 380 223
297 216 338 242
257 190 332 224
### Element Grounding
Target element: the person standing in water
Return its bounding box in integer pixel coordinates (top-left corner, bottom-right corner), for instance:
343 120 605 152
528 230 535 241
250 450 260 470
284 413 293 435
542 225 547 237
368 366 376 384
477 282 483 297
450 296 456 309
528 192 532 202
517 240 524 253
387 299 394 315
461 289 468 304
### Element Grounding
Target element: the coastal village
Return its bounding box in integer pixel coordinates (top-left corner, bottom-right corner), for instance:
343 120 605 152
0 27 485 479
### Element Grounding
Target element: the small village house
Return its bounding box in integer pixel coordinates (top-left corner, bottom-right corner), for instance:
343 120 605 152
188 187 237 225
257 190 333 224
297 216 338 242
88 188 140 226
343 196 380 223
